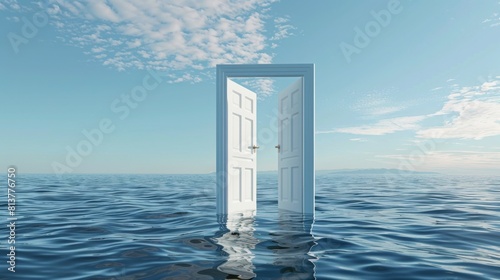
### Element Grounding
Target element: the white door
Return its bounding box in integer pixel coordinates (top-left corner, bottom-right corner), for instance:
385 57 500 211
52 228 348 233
226 79 257 215
217 64 314 216
278 78 303 212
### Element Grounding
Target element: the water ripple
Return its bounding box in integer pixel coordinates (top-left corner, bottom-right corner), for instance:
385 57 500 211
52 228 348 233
1 173 499 279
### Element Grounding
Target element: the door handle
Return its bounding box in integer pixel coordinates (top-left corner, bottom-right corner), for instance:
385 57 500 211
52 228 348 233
250 145 260 152
275 144 280 152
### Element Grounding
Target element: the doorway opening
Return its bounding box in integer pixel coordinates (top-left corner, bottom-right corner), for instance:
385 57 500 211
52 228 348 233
216 64 315 217
230 77 300 217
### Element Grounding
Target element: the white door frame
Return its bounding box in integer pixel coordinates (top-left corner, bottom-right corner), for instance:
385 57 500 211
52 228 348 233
216 64 315 216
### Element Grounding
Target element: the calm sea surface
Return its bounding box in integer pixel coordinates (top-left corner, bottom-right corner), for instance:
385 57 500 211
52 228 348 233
1 173 499 279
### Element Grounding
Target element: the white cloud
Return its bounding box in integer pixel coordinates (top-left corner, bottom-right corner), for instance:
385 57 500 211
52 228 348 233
324 77 500 139
417 79 500 140
270 16 295 41
369 106 406 116
350 89 407 118
44 0 284 69
7 0 295 95
87 0 120 22
53 21 64 28
6 16 20 22
9 1 19 10
378 151 500 175
0 0 22 10
47 3 61 15
319 115 426 136
127 39 141 49
109 39 122 46
481 81 499 91
240 78 275 98
9 0 292 93
483 10 499 27
167 73 202 84
274 17 288 24
137 50 151 59
482 2 500 27
349 138 367 142
91 46 105 53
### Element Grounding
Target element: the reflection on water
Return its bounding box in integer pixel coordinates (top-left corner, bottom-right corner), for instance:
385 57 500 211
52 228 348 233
268 211 317 279
215 212 258 279
214 211 317 279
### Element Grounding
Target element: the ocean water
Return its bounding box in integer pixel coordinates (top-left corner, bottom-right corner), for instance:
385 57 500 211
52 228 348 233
1 173 499 279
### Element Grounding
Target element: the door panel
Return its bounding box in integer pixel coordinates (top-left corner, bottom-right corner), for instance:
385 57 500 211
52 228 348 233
227 79 257 215
278 78 303 212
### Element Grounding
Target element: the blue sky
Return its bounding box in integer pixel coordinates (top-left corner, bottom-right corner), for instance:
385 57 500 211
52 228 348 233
1 0 499 175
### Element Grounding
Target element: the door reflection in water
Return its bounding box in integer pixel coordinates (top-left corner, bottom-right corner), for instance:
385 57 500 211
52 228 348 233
215 212 258 279
214 211 317 279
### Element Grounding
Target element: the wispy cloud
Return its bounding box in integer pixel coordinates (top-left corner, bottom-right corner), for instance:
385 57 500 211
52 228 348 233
350 89 407 118
482 2 499 27
379 151 500 174
483 11 500 27
7 0 294 88
0 0 20 10
50 0 279 71
349 138 367 142
327 76 500 140
270 16 296 41
318 115 426 136
417 79 500 140
240 78 275 98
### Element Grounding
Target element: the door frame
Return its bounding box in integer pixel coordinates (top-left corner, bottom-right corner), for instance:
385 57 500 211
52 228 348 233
216 64 315 216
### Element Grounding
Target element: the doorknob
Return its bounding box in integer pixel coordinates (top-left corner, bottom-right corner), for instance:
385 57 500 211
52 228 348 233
250 145 260 152
275 144 280 152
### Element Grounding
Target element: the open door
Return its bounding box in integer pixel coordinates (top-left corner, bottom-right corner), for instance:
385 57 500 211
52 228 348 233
278 78 304 212
217 64 315 217
225 79 257 215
